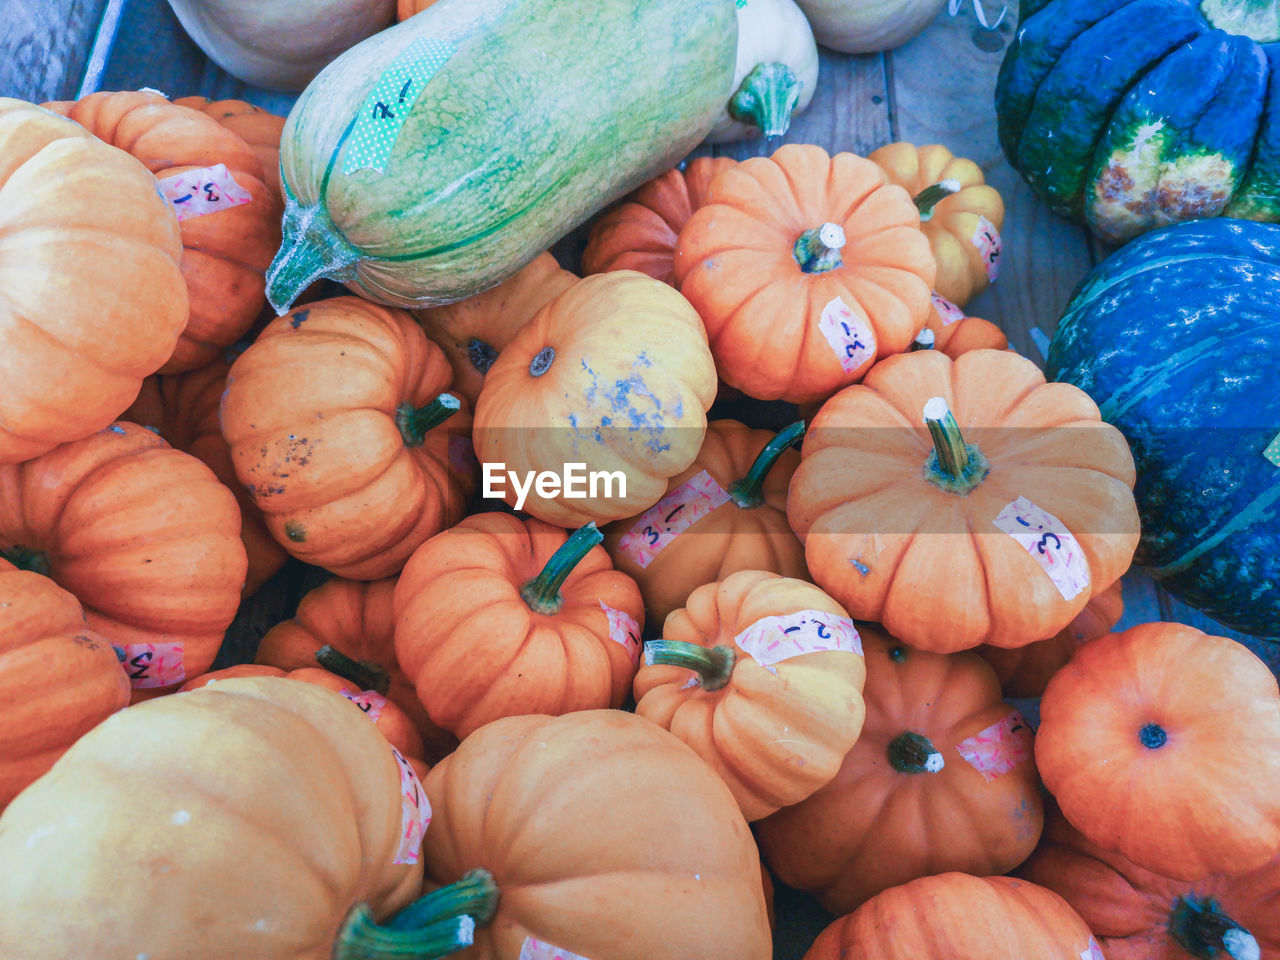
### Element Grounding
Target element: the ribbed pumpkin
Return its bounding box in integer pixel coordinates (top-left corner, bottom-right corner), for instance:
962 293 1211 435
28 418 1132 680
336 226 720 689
582 157 737 285
472 271 717 527
0 559 130 809
922 292 1009 357
420 710 773 959
413 251 577 408
0 98 187 465
788 349 1140 652
394 514 644 739
0 677 444 959
1036 621 1280 882
172 95 286 199
673 143 936 404
220 296 474 580
756 626 1043 914
803 873 1105 960
634 571 866 821
255 576 457 763
1021 806 1280 960
397 0 438 18
604 419 807 626
0 423 246 695
124 352 287 597
43 91 281 373
869 142 1005 307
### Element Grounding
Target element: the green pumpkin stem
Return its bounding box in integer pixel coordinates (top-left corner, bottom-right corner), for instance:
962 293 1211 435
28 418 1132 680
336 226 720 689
265 199 360 315
887 731 946 774
396 394 461 447
385 869 500 931
519 523 602 614
1169 896 1259 960
333 907 474 960
643 640 737 691
314 645 391 696
727 421 806 509
922 397 990 495
914 179 962 221
728 61 802 139
0 545 50 577
793 223 846 273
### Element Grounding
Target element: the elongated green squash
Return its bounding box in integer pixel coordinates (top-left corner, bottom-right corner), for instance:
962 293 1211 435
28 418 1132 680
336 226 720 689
268 0 738 310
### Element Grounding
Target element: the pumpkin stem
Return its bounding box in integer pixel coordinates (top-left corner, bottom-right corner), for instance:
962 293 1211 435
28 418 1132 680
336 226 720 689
385 868 500 932
467 337 499 375
914 179 962 221
0 545 51 577
793 223 846 273
333 907 474 960
314 645 391 696
727 421 805 509
396 394 461 447
911 328 937 351
520 523 602 615
922 397 989 495
887 731 946 774
643 639 737 691
728 61 802 139
1170 896 1259 960
265 199 360 315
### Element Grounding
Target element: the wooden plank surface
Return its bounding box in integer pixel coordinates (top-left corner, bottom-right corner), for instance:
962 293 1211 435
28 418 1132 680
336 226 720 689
0 0 109 101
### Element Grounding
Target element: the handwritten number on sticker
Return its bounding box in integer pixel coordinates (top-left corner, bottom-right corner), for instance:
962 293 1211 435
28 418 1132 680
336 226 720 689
128 652 152 680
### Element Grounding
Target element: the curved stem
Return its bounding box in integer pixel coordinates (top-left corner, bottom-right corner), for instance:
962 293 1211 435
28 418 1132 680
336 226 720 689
643 640 736 691
333 906 474 960
0 545 50 577
385 869 500 931
467 338 499 375
793 223 846 273
914 179 962 221
397 394 461 447
728 61 802 139
314 645 391 696
519 523 602 614
922 397 990 495
887 731 946 774
727 421 805 509
1170 896 1259 960
265 200 360 315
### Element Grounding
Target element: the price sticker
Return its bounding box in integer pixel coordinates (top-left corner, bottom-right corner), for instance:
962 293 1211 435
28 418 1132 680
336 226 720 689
992 496 1090 601
390 747 431 865
955 710 1032 781
519 937 593 960
734 610 863 668
616 470 731 568
157 164 252 221
817 297 877 373
971 215 1003 282
1080 938 1105 960
599 600 641 665
340 688 387 722
116 641 185 689
1264 432 1280 467
931 292 965 327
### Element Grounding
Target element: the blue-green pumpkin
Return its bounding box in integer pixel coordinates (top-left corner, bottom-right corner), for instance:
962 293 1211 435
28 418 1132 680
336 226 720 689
996 0 1280 244
1045 218 1280 637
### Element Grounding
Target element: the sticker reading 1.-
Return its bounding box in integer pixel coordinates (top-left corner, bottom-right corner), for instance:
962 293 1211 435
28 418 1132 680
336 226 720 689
931 292 965 327
955 710 1033 781
971 215 1003 282
817 297 877 373
992 496 1091 602
391 747 432 865
340 688 386 721
616 470 731 569
734 610 863 668
157 164 252 221
518 937 593 960
1264 431 1280 467
116 641 186 689
598 600 641 665
343 36 456 175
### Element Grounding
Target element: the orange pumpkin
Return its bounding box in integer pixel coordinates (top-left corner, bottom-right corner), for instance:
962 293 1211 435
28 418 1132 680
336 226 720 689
0 559 131 808
869 142 1006 308
172 95 286 199
0 677 434 958
788 349 1139 652
421 710 773 959
1037 621 1280 881
804 873 1104 960
220 296 475 579
472 270 717 527
254 576 457 763
755 625 1043 915
977 579 1124 698
673 143 935 404
413 251 577 408
396 0 438 18
604 419 807 625
0 98 186 465
634 570 866 821
582 157 737 285
0 423 246 695
43 90 282 373
124 352 288 597
394 514 643 739
922 292 1009 357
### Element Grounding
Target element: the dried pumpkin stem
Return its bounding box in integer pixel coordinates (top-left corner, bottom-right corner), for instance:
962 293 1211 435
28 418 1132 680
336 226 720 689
396 394 461 448
1170 896 1259 960
314 645 391 696
333 905 475 960
728 421 806 509
265 199 360 315
520 523 603 614
467 337 499 375
643 640 736 691
728 61 802 139
923 396 989 495
793 222 846 273
385 868 500 931
0 545 50 577
887 731 946 774
914 179 962 221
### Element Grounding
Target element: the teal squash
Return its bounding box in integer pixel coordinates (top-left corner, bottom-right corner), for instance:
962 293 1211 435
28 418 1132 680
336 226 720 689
1045 218 1280 637
996 0 1280 244
267 0 738 311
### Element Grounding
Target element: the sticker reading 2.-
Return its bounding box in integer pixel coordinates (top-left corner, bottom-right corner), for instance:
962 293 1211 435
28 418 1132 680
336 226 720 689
343 36 456 175
157 164 252 221
955 710 1032 781
599 600 641 664
817 297 877 373
992 496 1090 601
616 470 731 569
390 747 431 865
518 937 593 960
1265 431 1280 467
931 292 965 327
734 610 863 668
116 641 185 689
971 216 1003 282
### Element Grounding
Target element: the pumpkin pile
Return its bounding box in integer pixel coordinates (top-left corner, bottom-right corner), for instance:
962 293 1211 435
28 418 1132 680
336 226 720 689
3 0 1280 956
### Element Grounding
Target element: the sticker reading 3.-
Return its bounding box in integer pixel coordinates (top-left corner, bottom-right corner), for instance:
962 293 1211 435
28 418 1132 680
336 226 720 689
616 470 731 568
116 641 186 689
343 36 456 175
817 296 877 373
992 496 1090 601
